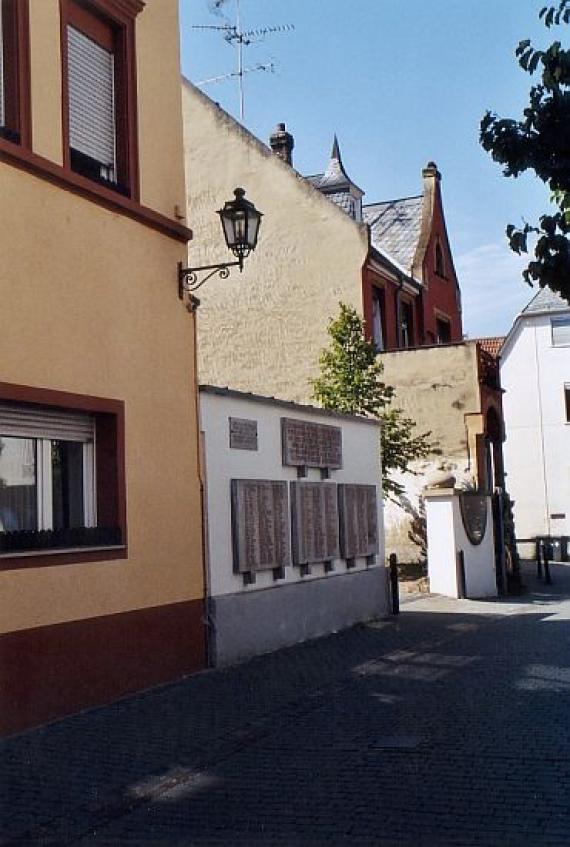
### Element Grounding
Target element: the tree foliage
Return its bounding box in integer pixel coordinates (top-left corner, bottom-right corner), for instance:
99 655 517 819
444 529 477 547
311 303 435 499
480 1 570 298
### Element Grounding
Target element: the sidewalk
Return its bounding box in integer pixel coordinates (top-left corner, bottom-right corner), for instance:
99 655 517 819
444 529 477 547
2 563 570 845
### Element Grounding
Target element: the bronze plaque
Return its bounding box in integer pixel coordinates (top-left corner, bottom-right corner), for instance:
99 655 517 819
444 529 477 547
338 484 379 559
281 418 342 470
229 417 258 451
231 480 290 573
459 494 488 546
290 481 340 565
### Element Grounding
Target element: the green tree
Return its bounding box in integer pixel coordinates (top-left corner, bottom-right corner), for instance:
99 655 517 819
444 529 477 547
480 0 570 298
311 303 435 499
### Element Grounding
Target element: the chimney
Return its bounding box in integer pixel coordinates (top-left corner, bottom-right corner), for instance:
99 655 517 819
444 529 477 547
422 160 441 182
269 122 294 166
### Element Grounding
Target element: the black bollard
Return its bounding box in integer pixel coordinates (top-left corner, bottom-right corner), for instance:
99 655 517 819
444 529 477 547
544 541 552 585
536 539 544 580
456 550 467 599
389 553 399 615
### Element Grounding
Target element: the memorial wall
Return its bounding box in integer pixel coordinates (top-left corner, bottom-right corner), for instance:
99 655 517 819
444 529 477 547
200 386 388 665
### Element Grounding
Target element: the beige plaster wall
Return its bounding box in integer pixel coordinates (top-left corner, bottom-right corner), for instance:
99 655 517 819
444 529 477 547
381 343 479 464
380 342 482 562
0 162 202 634
182 82 369 405
136 1 187 218
29 0 63 164
27 0 186 219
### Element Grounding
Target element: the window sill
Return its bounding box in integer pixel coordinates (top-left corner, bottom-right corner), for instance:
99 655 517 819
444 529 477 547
0 544 127 571
0 136 192 243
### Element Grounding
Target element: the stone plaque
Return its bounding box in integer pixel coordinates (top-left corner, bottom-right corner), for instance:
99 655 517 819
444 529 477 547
338 484 379 559
281 418 342 470
229 417 258 451
459 494 487 546
231 480 290 573
290 481 340 565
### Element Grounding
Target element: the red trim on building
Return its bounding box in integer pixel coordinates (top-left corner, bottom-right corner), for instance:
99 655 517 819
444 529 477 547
0 599 205 736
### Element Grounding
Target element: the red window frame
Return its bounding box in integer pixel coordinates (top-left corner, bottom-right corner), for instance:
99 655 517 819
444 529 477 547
60 0 141 200
0 381 127 571
0 0 31 147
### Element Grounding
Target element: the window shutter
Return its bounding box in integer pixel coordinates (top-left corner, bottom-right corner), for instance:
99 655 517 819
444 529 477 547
68 25 116 180
0 4 4 128
552 317 570 347
0 405 95 442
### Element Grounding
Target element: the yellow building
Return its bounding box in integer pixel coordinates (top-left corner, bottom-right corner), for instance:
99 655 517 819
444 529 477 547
0 0 204 735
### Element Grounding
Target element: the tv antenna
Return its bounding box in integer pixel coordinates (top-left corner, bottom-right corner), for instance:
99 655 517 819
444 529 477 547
193 0 294 121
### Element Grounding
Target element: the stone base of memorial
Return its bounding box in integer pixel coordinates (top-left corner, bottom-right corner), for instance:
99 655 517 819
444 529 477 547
207 567 387 666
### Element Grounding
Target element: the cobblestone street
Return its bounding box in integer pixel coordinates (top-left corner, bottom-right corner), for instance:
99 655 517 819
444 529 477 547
3 561 570 846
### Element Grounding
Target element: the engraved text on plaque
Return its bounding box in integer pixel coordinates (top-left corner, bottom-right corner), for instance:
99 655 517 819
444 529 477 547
281 418 342 470
229 417 258 451
231 480 290 573
338 484 379 559
290 481 340 565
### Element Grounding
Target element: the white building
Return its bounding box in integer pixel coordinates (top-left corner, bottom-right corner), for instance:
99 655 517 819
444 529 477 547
500 288 570 553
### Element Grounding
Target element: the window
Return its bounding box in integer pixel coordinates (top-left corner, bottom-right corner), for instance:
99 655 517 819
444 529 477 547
62 0 140 197
372 287 385 351
565 385 570 423
552 316 570 347
436 317 451 344
401 300 414 348
0 390 125 563
0 0 30 145
435 242 445 278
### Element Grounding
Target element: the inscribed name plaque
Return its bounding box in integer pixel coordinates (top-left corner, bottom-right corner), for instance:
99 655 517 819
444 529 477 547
229 417 258 451
281 418 342 470
338 484 379 559
459 493 487 546
231 480 290 573
290 482 340 565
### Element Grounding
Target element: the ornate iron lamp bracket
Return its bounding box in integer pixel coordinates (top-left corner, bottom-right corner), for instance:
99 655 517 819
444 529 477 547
178 257 243 312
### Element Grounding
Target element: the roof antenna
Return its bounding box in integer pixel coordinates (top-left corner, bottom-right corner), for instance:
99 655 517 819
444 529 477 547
193 0 294 122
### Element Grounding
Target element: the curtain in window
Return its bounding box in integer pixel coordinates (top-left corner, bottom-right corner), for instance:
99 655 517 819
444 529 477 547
68 25 116 179
372 294 384 351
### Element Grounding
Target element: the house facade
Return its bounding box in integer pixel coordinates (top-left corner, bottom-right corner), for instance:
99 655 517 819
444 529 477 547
183 81 462 400
0 0 205 735
500 288 570 553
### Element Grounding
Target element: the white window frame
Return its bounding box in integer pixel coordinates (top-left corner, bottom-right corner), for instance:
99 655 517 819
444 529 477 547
0 406 97 533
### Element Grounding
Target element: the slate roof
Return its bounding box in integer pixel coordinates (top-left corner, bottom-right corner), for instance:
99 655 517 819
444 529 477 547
362 196 424 273
522 287 570 314
306 135 363 195
476 336 505 358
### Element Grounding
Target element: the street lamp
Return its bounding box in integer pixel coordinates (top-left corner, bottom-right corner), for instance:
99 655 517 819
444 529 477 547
178 187 263 311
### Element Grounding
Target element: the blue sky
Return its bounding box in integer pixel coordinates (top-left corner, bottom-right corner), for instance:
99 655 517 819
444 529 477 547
180 1 557 338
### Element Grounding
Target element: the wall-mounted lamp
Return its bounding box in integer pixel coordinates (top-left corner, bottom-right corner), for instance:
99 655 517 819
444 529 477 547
179 187 263 311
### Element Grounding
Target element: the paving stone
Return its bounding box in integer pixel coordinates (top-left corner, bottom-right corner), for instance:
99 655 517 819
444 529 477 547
2 562 570 845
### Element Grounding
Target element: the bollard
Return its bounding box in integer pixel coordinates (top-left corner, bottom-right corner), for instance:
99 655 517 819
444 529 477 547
389 553 399 615
456 550 466 599
544 542 552 585
536 539 543 580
